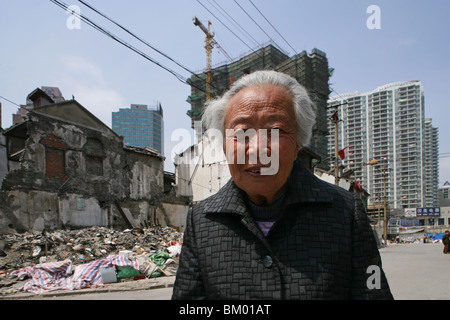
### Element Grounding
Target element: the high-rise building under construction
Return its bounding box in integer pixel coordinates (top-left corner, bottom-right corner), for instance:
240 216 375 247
186 44 332 169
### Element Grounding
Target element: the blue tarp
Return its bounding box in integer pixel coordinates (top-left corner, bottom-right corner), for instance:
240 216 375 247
427 232 445 241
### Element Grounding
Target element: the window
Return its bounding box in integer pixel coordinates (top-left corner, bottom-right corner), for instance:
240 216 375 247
83 138 105 176
40 134 67 179
45 148 65 178
86 155 103 176
444 189 450 199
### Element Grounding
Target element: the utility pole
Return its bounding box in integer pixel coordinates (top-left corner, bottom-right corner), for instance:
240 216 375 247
334 109 339 185
328 102 346 185
370 159 388 246
383 169 388 245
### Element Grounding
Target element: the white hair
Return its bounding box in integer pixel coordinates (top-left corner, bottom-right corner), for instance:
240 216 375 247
201 70 316 147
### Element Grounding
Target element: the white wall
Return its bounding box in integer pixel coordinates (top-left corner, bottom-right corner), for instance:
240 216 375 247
175 137 231 203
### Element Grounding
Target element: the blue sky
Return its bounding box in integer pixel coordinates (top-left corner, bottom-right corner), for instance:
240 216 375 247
0 0 449 183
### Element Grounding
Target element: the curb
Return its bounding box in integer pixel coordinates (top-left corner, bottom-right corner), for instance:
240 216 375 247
1 276 175 300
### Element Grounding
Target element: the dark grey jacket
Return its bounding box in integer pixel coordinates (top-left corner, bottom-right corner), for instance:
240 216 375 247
172 160 393 300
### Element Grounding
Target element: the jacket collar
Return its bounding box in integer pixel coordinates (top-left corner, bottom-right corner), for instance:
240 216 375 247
202 160 333 216
284 160 334 205
202 178 248 216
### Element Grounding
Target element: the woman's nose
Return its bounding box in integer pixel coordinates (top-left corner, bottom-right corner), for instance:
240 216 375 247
246 130 271 164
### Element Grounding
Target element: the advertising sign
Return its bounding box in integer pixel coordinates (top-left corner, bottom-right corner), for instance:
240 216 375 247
404 208 416 217
416 207 441 217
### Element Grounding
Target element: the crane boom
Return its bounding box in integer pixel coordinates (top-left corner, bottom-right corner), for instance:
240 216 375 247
193 17 213 38
193 17 232 100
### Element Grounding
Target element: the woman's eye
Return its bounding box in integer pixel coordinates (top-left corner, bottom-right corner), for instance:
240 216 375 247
271 128 283 134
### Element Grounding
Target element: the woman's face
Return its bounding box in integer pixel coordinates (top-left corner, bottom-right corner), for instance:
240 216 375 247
223 84 300 205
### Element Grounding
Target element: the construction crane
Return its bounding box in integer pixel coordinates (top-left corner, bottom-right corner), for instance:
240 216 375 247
193 17 232 101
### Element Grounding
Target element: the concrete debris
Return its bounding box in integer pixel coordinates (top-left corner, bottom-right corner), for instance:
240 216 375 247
0 226 183 296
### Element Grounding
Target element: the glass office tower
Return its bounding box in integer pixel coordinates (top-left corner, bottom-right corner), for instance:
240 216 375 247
112 103 164 155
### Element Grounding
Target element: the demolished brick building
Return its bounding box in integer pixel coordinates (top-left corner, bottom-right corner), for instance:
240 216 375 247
0 88 169 233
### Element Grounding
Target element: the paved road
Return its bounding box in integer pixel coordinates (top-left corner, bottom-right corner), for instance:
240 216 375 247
380 242 450 300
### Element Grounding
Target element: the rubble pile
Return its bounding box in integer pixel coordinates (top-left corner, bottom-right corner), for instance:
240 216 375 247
0 226 183 296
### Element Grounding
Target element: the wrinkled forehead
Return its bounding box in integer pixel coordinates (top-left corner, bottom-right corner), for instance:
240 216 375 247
224 85 295 122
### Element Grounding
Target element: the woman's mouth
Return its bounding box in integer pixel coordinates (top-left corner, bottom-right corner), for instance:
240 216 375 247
245 167 264 175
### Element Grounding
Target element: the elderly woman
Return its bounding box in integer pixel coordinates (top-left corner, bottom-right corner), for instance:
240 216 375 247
172 70 392 300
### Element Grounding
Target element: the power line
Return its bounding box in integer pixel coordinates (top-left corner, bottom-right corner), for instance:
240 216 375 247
233 0 286 54
208 0 259 48
196 0 263 58
78 0 199 78
50 0 209 95
62 0 328 102
78 0 222 93
247 0 297 55
0 95 20 107
197 0 324 94
195 0 320 92
51 1 185 81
